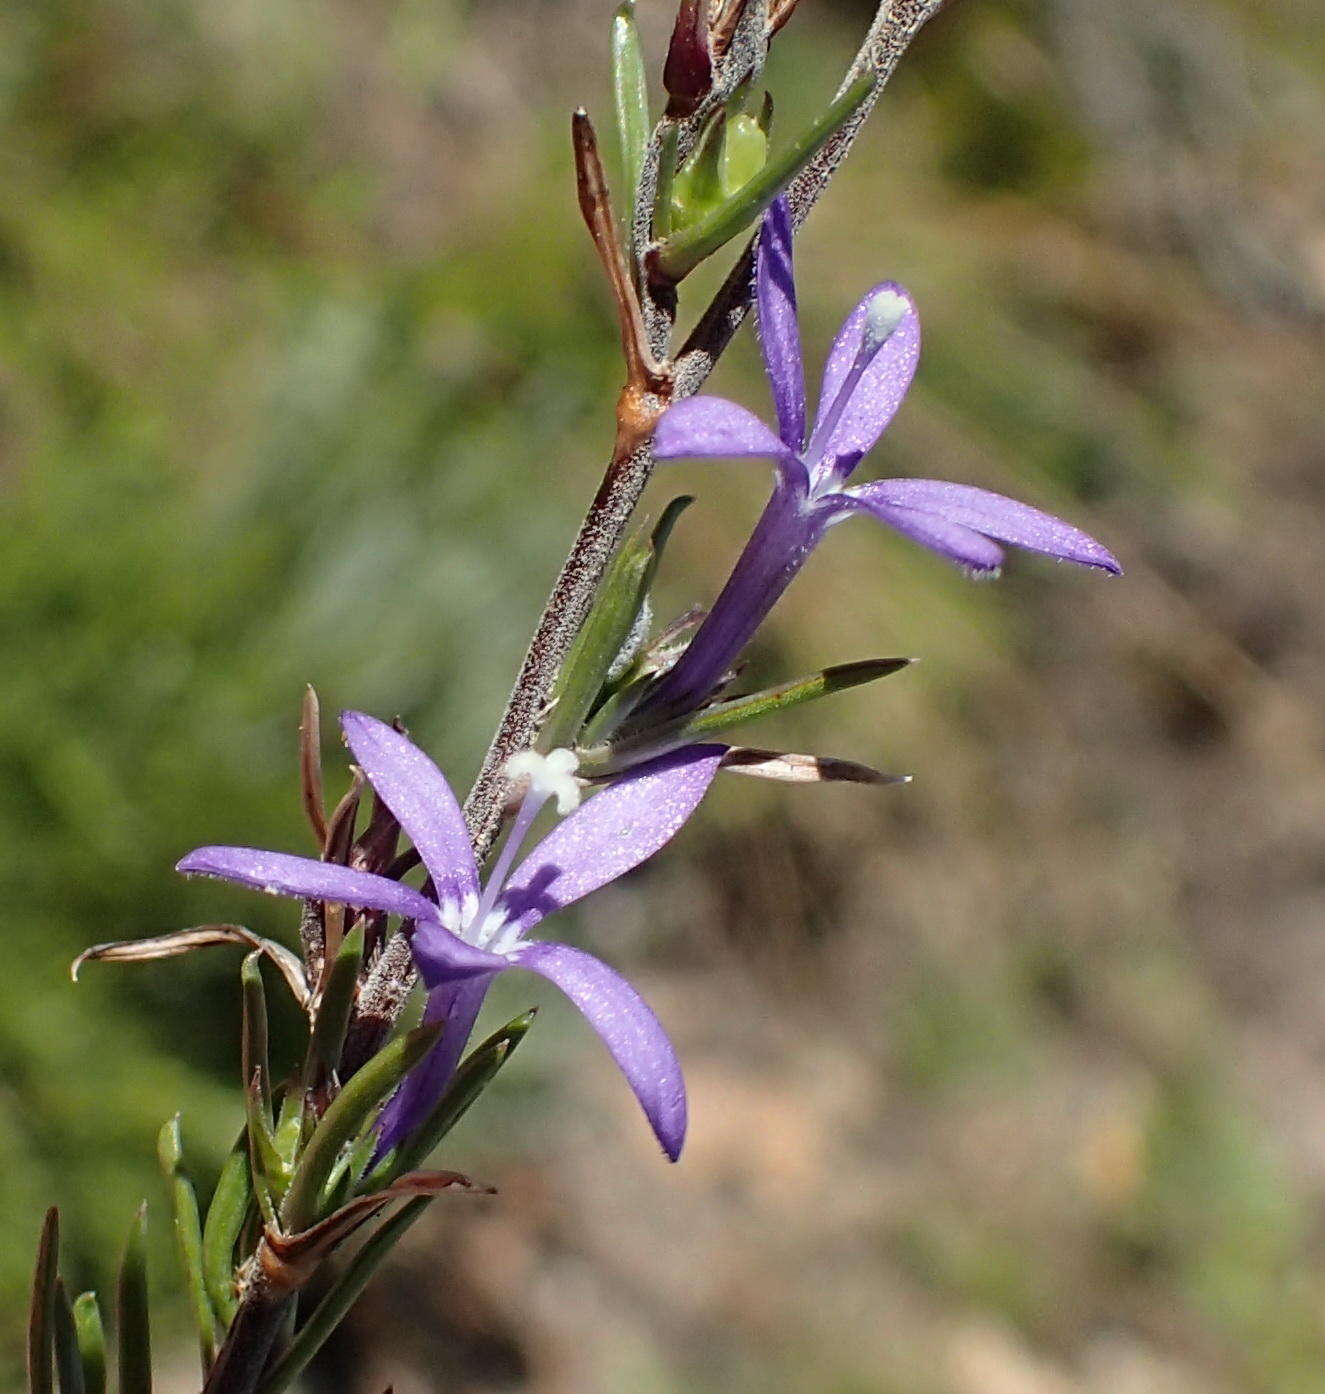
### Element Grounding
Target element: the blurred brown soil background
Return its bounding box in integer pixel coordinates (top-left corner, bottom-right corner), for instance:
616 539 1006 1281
2 0 1325 1390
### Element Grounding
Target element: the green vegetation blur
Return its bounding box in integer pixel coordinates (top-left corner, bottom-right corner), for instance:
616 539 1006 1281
3 0 1325 1389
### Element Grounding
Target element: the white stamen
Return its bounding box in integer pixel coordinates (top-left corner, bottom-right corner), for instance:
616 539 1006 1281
505 748 582 814
862 288 909 356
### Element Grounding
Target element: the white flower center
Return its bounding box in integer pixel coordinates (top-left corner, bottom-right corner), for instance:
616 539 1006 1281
505 748 582 814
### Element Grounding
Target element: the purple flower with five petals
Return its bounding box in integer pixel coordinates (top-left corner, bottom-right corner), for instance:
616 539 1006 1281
641 197 1120 719
178 712 724 1160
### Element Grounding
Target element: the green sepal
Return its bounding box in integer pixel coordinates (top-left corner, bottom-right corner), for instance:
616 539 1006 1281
256 1198 430 1394
53 1283 84 1394
201 1133 250 1329
669 92 770 232
721 112 768 198
610 0 649 216
115 1205 151 1394
280 1022 443 1234
652 74 873 282
27 1207 59 1394
307 923 364 1084
70 1295 105 1394
241 952 272 1122
590 658 912 770
382 1010 537 1182
546 498 691 750
670 110 727 230
156 1117 217 1371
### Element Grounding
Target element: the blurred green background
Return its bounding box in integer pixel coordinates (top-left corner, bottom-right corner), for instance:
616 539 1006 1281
4 0 1325 1388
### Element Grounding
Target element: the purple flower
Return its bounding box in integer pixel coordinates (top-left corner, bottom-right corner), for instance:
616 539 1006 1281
178 712 724 1161
643 197 1120 717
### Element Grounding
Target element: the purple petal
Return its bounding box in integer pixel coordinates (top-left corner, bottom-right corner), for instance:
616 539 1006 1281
177 846 441 923
509 941 686 1160
497 744 724 935
853 479 1122 574
810 282 920 474
756 196 806 451
375 974 495 1155
341 711 479 910
653 396 799 485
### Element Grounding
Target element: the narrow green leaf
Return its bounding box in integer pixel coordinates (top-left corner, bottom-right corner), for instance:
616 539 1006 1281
652 123 680 240
640 495 693 599
241 952 271 1120
306 923 363 1083
115 1205 151 1394
273 1084 306 1169
547 536 653 749
70 1295 105 1394
610 0 649 214
652 74 873 281
53 1283 84 1394
27 1207 59 1394
595 658 912 769
244 1076 281 1226
257 1198 430 1394
156 1118 217 1372
201 1135 250 1329
386 1010 536 1181
547 498 694 751
684 657 912 733
280 1023 442 1234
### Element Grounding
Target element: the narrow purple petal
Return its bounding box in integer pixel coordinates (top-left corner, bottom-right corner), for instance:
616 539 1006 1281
509 941 686 1160
496 744 724 935
810 282 920 475
756 196 806 451
653 396 799 480
374 973 495 1155
176 846 441 923
853 479 1122 574
341 711 479 909
832 491 1006 574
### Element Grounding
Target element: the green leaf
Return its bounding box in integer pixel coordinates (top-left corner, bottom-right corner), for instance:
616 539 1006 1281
546 499 692 750
280 1022 442 1234
257 1199 430 1394
115 1205 151 1394
610 0 649 215
27 1207 59 1394
156 1117 217 1372
306 923 363 1084
201 1134 250 1329
651 74 873 281
70 1295 105 1394
385 1010 536 1181
592 658 912 769
241 952 272 1120
53 1283 84 1394
652 123 680 240
244 1075 282 1226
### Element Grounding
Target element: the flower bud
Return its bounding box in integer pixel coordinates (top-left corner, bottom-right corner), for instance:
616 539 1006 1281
663 0 713 119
